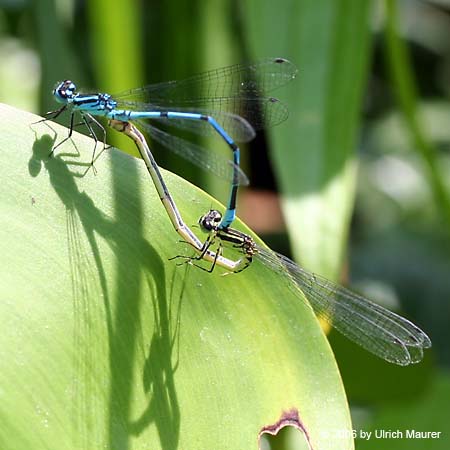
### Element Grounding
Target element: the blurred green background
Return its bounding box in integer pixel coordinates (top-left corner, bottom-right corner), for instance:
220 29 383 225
1 0 449 449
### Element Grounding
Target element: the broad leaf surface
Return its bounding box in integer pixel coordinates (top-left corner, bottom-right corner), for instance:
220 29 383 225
0 104 352 450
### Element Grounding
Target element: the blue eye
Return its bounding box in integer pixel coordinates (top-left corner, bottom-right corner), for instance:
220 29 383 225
53 80 77 102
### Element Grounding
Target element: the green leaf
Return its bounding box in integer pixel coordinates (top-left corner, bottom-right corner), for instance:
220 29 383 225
243 0 373 281
32 0 83 113
384 0 450 230
0 104 352 450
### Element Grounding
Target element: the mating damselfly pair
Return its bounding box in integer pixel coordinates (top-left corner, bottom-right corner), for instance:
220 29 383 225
41 57 431 366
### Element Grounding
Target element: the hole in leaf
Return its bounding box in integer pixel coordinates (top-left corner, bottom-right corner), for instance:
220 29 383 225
259 409 312 450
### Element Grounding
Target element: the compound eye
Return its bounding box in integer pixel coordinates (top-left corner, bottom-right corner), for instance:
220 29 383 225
62 80 76 96
53 80 77 100
208 209 220 221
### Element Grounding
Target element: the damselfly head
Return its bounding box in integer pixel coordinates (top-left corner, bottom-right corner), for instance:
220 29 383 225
53 80 77 103
198 209 222 232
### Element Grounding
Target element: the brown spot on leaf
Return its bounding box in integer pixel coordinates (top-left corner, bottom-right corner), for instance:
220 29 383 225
259 408 313 449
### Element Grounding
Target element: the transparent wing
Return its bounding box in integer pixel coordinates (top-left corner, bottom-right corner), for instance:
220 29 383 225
135 120 249 186
114 57 297 101
255 246 431 365
116 97 288 142
114 58 296 138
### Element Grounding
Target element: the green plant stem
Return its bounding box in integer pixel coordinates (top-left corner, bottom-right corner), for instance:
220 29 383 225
384 0 450 230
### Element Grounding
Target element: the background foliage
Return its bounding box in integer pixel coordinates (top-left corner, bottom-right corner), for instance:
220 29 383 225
1 0 449 449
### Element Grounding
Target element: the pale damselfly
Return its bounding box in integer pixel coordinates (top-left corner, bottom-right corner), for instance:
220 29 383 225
109 119 248 272
182 209 432 366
